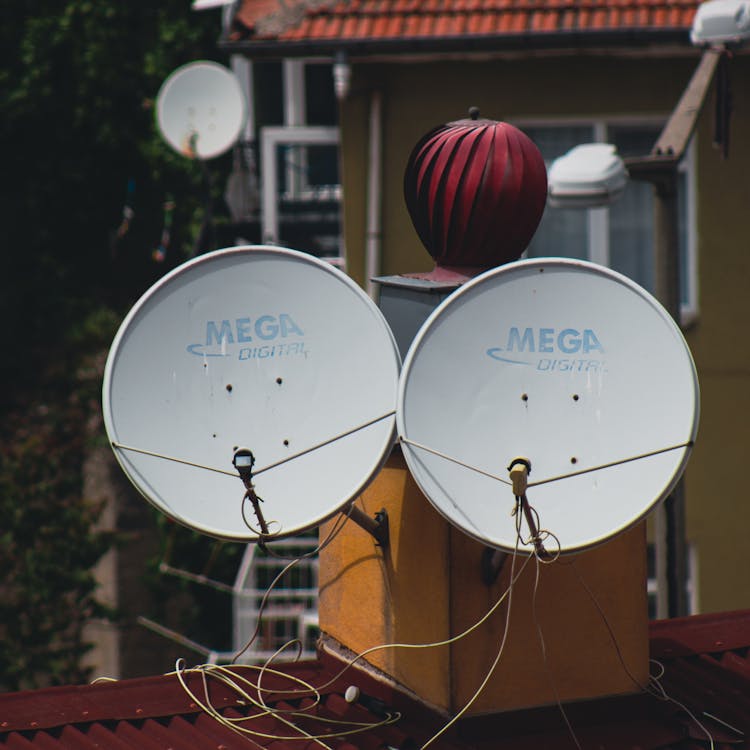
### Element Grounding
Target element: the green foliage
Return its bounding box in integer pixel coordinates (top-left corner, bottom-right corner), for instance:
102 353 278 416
0 339 115 691
1 2 226 401
0 2 229 688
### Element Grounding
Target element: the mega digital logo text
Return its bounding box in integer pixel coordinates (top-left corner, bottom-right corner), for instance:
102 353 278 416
187 313 306 360
487 326 605 372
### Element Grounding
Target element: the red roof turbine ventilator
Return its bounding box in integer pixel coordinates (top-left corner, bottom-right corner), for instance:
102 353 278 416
403 109 548 270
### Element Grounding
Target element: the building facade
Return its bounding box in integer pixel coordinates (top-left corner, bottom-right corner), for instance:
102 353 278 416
218 0 750 615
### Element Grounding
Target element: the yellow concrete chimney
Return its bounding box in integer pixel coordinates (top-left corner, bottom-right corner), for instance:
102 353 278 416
318 449 649 715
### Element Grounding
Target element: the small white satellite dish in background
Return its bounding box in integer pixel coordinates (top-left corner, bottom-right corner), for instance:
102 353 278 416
397 258 699 554
156 61 247 160
103 246 400 541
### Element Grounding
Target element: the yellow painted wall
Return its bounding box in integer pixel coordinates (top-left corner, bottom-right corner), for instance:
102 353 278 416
683 57 750 612
339 52 750 614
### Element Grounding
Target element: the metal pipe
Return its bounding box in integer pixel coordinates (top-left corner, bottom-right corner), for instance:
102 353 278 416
621 48 724 618
365 90 383 298
347 505 389 547
653 171 688 618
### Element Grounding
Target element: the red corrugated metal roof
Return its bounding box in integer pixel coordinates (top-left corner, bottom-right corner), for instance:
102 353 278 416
0 654 447 750
226 0 701 48
1 610 749 749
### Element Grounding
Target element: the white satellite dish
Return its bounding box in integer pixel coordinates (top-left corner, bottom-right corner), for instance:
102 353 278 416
103 246 400 541
397 258 699 554
156 61 246 160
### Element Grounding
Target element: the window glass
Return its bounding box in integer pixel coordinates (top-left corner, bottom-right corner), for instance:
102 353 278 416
254 61 284 127
522 125 594 261
608 181 655 292
608 126 660 295
305 64 338 126
518 121 694 314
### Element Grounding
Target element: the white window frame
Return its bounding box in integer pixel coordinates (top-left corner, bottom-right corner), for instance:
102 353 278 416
259 126 342 261
517 116 699 323
232 538 320 663
235 57 343 265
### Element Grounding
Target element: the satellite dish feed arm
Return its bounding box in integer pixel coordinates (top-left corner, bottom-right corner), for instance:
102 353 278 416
507 458 550 560
233 448 270 536
482 457 542 584
516 495 549 560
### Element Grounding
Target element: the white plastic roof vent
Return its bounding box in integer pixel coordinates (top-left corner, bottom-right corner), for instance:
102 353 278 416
547 143 628 209
690 0 750 46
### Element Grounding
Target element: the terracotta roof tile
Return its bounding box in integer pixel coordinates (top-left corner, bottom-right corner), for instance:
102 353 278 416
309 13 331 35
558 7 574 27
372 13 390 35
386 13 404 34
404 12 422 33
467 10 490 32
510 9 528 30
434 12 453 33
593 6 608 26
342 15 360 35
229 0 701 45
